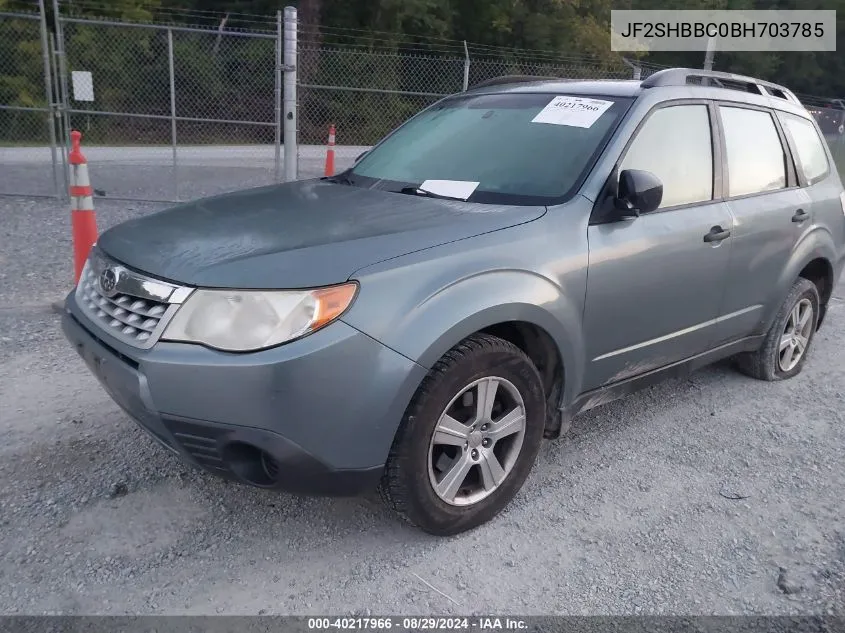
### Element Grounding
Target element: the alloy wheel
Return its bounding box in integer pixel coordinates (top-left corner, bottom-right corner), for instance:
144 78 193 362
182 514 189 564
778 298 813 372
427 376 527 506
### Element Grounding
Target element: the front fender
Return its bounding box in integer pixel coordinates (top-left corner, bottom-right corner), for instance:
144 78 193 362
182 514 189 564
342 212 591 413
409 270 580 369
343 266 586 409
761 225 837 333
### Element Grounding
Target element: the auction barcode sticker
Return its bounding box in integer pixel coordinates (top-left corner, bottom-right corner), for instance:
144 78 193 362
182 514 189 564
531 96 614 128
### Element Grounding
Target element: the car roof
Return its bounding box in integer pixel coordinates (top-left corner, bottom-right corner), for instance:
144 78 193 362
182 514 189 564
464 78 643 98
462 67 813 119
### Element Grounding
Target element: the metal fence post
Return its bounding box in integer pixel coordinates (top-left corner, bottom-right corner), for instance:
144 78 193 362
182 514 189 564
283 6 298 182
622 58 641 80
48 33 69 200
274 10 282 183
462 41 470 91
52 0 71 201
37 0 60 198
167 28 179 201
704 37 716 71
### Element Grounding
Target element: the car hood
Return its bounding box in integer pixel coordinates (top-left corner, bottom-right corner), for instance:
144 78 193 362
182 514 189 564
97 179 547 289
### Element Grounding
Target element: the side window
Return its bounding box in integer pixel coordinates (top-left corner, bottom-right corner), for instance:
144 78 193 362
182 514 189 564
620 104 713 209
780 112 830 185
720 106 786 197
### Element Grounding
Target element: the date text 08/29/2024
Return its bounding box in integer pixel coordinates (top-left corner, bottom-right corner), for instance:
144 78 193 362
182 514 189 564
306 617 528 630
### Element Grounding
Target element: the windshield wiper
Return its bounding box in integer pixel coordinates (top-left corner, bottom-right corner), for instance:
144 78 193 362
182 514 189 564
398 186 467 201
322 170 355 185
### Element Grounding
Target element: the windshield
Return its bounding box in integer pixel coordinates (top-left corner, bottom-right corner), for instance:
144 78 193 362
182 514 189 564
349 92 632 205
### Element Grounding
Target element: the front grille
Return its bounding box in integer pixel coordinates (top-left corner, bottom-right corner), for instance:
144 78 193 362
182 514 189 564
77 267 168 345
74 249 191 349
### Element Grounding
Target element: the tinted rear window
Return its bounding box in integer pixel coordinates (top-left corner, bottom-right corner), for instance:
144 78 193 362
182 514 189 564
781 112 830 185
720 106 787 197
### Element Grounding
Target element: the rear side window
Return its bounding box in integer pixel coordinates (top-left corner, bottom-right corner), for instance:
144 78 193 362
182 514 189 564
720 106 786 197
620 104 713 209
780 112 830 185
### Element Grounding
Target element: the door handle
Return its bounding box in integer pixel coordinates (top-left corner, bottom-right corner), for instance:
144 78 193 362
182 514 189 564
703 226 731 243
792 209 809 223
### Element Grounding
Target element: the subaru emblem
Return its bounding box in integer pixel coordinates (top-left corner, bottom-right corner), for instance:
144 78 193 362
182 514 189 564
99 268 119 296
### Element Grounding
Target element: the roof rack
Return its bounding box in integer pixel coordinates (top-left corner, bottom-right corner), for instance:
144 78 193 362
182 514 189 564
641 67 801 105
469 75 563 89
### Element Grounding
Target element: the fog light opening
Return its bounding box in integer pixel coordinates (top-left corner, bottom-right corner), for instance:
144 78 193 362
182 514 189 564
261 451 280 481
223 442 278 487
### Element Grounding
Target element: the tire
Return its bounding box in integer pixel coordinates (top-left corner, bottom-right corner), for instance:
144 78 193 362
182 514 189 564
735 277 820 381
380 333 546 535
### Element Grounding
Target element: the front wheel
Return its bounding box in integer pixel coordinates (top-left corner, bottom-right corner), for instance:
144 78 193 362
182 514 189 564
736 277 820 381
380 334 546 535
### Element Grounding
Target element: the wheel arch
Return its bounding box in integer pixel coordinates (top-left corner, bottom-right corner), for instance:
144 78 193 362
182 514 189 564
480 321 564 417
797 256 834 329
411 301 581 425
345 268 587 452
764 228 836 333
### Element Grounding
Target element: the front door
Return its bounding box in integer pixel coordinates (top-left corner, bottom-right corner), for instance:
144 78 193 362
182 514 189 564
582 102 733 391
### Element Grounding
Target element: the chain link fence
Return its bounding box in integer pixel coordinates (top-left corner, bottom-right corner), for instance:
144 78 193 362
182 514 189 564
797 93 845 179
297 47 645 174
298 47 461 175
0 10 60 198
57 18 280 202
0 5 843 201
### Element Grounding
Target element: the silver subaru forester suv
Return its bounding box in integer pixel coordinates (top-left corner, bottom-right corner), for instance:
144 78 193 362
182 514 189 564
63 68 845 535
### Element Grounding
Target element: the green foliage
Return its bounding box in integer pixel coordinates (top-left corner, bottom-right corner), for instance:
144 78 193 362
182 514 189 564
0 16 47 141
0 18 42 105
313 0 845 96
1 0 844 145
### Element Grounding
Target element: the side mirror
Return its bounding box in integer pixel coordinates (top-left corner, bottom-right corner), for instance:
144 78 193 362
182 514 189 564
355 150 368 163
614 169 663 219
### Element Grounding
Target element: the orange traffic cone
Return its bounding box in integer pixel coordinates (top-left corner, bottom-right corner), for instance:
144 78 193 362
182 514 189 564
69 130 98 284
324 124 336 177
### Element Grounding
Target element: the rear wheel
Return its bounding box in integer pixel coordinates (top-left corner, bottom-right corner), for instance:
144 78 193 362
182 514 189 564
380 333 546 535
736 277 820 381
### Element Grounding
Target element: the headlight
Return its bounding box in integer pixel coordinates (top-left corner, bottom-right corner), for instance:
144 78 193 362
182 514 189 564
162 283 358 351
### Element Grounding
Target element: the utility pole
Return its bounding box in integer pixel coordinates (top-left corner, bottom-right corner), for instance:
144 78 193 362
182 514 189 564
704 37 716 71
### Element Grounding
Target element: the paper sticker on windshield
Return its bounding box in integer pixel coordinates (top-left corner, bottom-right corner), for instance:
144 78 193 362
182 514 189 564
420 179 479 200
531 96 614 128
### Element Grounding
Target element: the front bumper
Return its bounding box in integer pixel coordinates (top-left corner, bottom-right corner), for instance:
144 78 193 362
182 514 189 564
62 292 426 495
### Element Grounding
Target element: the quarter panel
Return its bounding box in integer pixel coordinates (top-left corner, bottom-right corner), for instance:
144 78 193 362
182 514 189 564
719 183 842 341
808 178 845 285
767 226 838 327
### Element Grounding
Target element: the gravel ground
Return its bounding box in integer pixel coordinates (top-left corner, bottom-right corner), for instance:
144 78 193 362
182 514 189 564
1 195 844 616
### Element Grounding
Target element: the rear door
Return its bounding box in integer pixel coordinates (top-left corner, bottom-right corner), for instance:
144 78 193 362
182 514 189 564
583 101 734 390
712 104 814 344
777 109 845 272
